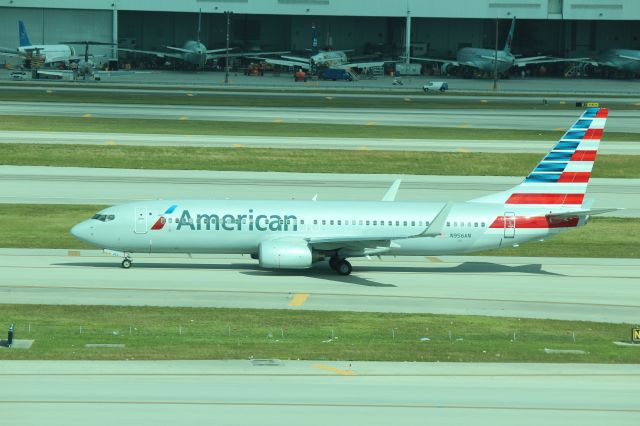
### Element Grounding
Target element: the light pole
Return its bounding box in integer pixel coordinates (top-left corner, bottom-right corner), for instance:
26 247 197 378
493 18 498 91
224 10 232 84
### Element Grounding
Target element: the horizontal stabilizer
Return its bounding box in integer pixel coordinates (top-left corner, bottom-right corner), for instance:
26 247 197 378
546 208 622 220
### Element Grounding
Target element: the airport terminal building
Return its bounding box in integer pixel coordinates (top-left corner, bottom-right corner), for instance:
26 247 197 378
1 0 640 66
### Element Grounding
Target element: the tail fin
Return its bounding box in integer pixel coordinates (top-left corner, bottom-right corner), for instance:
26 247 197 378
470 107 608 209
503 16 516 54
311 23 319 55
18 20 31 47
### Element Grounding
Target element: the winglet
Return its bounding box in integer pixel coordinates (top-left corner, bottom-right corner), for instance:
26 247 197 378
412 202 453 238
381 179 402 202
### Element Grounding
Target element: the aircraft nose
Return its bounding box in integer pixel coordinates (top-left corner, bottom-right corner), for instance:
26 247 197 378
70 221 92 242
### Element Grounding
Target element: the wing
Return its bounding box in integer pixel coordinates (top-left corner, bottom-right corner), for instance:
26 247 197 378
405 56 456 65
514 56 572 67
619 55 640 62
206 50 290 60
333 60 385 69
306 202 452 254
117 47 182 60
254 57 310 69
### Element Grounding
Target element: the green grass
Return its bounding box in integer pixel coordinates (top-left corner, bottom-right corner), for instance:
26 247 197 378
1 143 638 178
0 205 637 258
1 305 638 362
0 115 638 141
2 89 639 110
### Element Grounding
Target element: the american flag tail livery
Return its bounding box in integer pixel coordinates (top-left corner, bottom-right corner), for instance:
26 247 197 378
471 107 612 212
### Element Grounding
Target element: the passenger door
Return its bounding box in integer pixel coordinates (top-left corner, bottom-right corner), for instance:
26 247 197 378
134 207 148 234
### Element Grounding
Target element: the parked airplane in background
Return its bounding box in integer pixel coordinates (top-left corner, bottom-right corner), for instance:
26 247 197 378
119 11 285 68
71 108 616 275
254 23 385 72
409 17 563 77
572 49 640 77
0 20 77 65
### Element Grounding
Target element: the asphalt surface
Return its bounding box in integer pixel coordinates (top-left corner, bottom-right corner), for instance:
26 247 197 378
1 360 638 426
1 249 638 323
1 101 638 132
1 166 636 216
1 130 638 154
3 69 640 95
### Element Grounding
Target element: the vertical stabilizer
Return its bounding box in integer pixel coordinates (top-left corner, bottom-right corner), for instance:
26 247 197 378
503 16 516 54
197 9 202 43
470 108 608 210
18 20 31 47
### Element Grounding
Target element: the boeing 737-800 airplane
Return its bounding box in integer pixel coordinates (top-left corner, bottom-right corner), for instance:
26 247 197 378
71 108 615 275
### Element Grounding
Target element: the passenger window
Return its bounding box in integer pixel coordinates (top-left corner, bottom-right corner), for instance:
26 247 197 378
446 221 450 227
373 220 377 225
461 222 464 227
481 222 486 227
474 222 478 227
425 221 430 226
395 221 399 226
359 220 363 225
313 220 317 225
301 220 305 225
403 221 407 226
418 221 423 226
337 220 341 225
366 220 370 225
454 221 458 227
322 220 326 225
411 221 415 226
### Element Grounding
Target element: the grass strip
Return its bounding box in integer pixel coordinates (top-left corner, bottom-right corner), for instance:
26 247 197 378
0 205 637 258
0 88 640 110
1 143 638 178
0 115 637 141
0 304 638 362
2 89 639 110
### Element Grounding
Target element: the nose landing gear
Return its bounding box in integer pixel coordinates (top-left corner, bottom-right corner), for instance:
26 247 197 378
121 258 132 269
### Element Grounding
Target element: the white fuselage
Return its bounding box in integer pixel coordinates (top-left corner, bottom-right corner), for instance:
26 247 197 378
456 47 515 73
71 199 579 258
311 50 348 67
18 44 75 64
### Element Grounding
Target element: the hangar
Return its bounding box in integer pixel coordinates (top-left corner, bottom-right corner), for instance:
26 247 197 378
1 0 640 66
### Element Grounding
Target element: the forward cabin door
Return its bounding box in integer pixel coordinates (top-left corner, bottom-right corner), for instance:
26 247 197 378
504 212 515 238
134 207 148 234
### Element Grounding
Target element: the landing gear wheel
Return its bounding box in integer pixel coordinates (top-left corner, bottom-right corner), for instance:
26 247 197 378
336 260 352 276
329 257 340 271
121 258 132 269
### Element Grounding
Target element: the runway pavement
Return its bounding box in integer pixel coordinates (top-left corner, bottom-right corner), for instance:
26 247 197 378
1 249 639 323
1 166 636 216
1 360 638 426
1 101 638 132
1 130 638 154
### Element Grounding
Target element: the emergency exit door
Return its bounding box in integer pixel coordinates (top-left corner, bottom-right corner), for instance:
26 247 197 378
134 207 148 234
504 212 515 238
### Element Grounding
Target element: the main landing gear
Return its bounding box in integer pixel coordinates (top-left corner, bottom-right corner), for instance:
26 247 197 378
329 257 352 276
121 257 132 269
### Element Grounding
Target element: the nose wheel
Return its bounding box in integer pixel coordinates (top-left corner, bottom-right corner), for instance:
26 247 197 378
121 258 132 269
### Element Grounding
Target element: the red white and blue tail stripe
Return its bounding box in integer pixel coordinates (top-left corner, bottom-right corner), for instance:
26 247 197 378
471 108 607 208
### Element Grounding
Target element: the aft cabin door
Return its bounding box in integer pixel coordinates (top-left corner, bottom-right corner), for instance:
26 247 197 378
504 212 515 239
134 207 148 234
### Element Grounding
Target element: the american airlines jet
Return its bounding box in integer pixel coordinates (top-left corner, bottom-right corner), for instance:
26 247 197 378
71 108 616 275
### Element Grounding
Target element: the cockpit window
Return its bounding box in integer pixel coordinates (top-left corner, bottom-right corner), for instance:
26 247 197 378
92 214 115 222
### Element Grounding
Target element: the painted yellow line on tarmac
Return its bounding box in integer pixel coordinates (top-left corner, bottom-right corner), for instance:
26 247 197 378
83 113 92 118
105 140 117 146
288 293 309 307
456 147 469 153
312 364 356 376
233 143 244 148
186 93 194 97
358 145 370 150
273 118 284 123
68 250 80 257
179 116 188 121
366 121 376 126
325 96 334 100
458 123 470 128
46 90 53 94
480 99 488 103
554 127 564 131
404 97 411 101
426 256 442 263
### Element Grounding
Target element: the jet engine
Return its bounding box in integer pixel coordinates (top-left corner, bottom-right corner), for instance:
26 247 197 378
258 239 313 269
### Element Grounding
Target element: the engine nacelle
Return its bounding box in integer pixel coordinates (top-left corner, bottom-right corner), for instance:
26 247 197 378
258 239 313 269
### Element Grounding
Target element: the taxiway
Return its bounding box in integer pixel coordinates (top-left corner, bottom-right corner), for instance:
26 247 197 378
1 130 638 154
1 166 636 216
1 101 638 132
0 360 638 426
1 249 638 323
